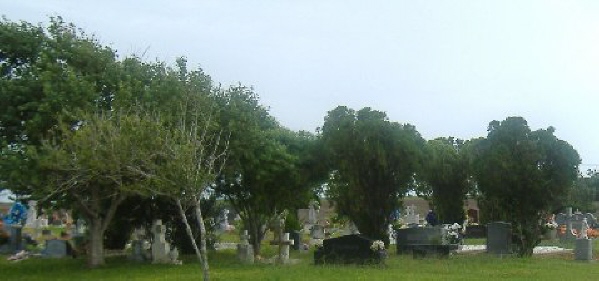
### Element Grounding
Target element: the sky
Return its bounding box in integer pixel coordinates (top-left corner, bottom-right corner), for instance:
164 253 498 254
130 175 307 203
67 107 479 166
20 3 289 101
2 0 599 170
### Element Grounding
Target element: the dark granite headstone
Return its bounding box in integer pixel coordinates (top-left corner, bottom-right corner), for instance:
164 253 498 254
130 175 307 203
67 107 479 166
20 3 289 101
465 225 487 238
486 222 512 255
291 231 301 250
314 234 383 265
395 227 458 258
395 227 443 254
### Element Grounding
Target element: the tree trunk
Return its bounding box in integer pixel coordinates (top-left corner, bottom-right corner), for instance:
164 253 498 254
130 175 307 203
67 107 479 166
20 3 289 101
248 214 262 258
88 218 105 267
175 199 202 262
194 196 210 281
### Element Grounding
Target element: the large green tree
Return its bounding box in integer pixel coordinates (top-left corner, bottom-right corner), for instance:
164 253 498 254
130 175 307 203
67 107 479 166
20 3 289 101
0 17 120 195
34 110 164 266
321 106 424 244
214 86 318 257
421 137 471 224
472 117 580 257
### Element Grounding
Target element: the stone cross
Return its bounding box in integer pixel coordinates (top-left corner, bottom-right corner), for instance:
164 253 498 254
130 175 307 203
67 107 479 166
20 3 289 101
151 220 171 263
236 229 254 264
240 230 250 245
269 232 294 263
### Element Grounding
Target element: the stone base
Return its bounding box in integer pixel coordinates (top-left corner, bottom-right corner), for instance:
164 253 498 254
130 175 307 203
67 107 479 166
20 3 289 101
236 244 254 264
575 238 593 261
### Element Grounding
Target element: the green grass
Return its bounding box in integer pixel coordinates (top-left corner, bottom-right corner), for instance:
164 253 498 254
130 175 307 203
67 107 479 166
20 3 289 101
2 239 599 281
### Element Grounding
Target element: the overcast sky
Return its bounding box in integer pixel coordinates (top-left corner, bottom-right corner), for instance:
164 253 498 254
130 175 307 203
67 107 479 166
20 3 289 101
3 0 599 169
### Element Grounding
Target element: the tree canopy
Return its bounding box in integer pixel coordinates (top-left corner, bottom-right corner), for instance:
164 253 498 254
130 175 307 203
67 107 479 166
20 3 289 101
420 137 471 224
321 106 425 244
472 117 580 256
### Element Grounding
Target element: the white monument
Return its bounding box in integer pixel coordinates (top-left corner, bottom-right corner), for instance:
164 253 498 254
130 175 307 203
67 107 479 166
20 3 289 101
25 200 38 227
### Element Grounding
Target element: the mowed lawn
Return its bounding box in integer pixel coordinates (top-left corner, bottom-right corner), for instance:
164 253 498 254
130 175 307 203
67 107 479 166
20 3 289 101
2 240 599 281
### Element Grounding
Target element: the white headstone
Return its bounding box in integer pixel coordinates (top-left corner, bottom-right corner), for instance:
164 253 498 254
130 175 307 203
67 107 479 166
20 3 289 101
388 224 396 245
308 201 318 225
151 220 171 263
25 200 38 227
405 205 420 225
580 218 589 239
237 230 254 264
220 209 230 231
280 232 294 262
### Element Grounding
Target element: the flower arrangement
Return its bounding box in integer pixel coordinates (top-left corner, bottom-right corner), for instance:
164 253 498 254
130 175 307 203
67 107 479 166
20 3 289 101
443 223 462 245
314 239 324 249
370 240 385 251
544 222 558 230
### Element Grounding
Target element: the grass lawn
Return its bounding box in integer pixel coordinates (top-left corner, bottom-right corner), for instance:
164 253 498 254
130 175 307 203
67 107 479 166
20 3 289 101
2 239 599 281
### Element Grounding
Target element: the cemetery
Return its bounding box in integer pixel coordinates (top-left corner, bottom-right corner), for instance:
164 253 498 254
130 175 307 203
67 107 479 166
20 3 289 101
2 12 599 281
2 198 599 280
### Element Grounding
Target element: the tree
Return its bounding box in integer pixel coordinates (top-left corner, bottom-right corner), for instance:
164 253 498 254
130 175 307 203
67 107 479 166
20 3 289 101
421 137 470 224
565 170 598 213
214 86 317 257
152 104 227 281
0 17 120 196
33 110 165 266
321 106 424 244
472 117 580 257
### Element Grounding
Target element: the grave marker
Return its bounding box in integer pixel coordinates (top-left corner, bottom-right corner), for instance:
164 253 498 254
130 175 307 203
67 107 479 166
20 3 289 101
42 239 68 258
236 230 254 264
486 222 512 255
314 234 384 265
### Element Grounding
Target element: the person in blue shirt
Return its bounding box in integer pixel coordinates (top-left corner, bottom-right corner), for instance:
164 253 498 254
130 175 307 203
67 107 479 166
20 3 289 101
425 210 438 226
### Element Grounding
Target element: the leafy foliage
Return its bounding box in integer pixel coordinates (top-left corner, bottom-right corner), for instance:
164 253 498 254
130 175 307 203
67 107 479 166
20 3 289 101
321 106 424 243
471 117 580 257
421 137 471 224
214 86 320 256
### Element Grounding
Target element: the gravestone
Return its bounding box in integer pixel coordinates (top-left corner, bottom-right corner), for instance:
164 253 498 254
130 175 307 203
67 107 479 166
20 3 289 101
291 230 301 250
575 238 593 261
269 232 294 263
395 227 443 254
236 230 254 264
308 200 318 226
486 222 512 255
219 209 230 232
129 228 148 262
555 207 596 241
343 221 360 235
314 234 384 265
464 224 487 238
39 214 49 228
395 226 456 257
75 218 87 236
129 240 147 262
25 200 38 227
151 220 173 264
42 239 68 258
404 205 420 225
388 224 396 245
310 224 325 239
